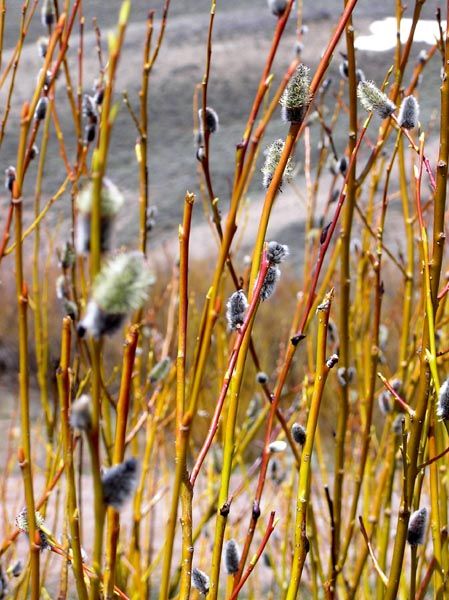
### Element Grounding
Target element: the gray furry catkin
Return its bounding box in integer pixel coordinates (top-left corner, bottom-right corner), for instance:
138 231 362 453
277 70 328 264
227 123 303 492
398 96 419 129
191 568 210 595
407 507 428 546
224 539 241 574
101 458 138 509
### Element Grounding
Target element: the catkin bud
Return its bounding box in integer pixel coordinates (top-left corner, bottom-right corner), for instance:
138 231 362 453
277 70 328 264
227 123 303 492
63 299 78 320
224 539 241 574
267 0 287 16
83 94 98 123
199 107 219 134
356 68 366 83
339 59 349 79
329 156 347 176
326 354 339 369
269 440 287 453
398 96 419 130
295 41 304 57
378 390 394 415
267 241 289 264
34 97 49 121
37 36 49 59
70 395 92 432
192 567 210 596
8 560 22 577
56 275 69 300
37 69 52 92
102 458 138 509
261 139 294 189
84 123 96 144
256 371 268 384
279 64 311 123
4 166 16 192
418 49 428 64
357 80 396 119
337 366 355 387
392 413 405 435
407 507 428 546
437 377 449 421
260 266 280 301
41 0 55 28
29 144 39 161
291 423 306 445
270 458 284 484
338 156 347 175
94 88 104 106
226 290 248 330
320 77 332 94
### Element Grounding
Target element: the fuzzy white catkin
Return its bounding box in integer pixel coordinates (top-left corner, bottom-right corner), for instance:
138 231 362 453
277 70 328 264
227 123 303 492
357 80 396 119
92 252 154 314
279 64 311 122
261 139 294 189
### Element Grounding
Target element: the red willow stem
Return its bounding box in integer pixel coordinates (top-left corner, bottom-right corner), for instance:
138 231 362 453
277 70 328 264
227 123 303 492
189 250 270 487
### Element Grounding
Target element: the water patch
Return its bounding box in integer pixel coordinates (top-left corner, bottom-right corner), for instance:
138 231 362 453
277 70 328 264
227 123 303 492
355 17 446 52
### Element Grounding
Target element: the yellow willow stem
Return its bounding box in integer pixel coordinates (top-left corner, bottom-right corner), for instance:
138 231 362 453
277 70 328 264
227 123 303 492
14 102 40 600
32 102 53 442
87 5 130 597
332 4 358 578
285 290 333 600
57 317 88 600
159 192 195 600
398 137 414 383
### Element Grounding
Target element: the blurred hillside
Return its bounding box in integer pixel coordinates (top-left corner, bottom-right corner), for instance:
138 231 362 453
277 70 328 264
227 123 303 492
0 0 444 260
